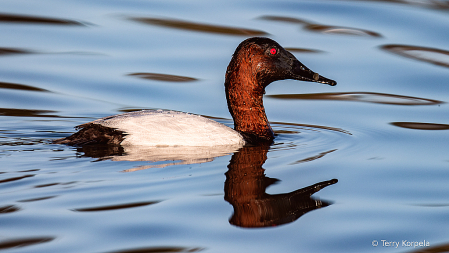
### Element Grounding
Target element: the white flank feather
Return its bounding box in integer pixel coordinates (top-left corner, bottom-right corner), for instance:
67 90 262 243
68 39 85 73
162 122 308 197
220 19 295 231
89 110 246 147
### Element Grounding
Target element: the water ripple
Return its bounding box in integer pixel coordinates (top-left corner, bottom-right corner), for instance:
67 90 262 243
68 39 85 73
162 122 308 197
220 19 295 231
306 24 382 37
0 108 61 117
259 15 382 37
0 237 54 250
18 196 56 202
405 242 449 253
284 47 325 53
347 0 449 10
0 81 49 92
128 72 198 82
0 205 20 214
267 92 444 105
0 12 85 26
128 16 268 36
391 122 449 130
272 121 352 135
104 246 205 253
72 200 161 212
0 174 35 184
291 149 337 165
381 44 449 68
0 47 34 56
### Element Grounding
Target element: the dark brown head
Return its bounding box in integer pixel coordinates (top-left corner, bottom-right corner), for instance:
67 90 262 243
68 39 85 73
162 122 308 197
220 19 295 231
225 37 336 145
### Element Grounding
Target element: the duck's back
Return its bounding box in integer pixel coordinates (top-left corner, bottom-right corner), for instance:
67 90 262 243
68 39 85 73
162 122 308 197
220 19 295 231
70 110 245 147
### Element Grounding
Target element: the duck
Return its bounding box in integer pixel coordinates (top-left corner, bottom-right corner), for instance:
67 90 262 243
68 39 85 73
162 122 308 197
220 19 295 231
54 37 336 147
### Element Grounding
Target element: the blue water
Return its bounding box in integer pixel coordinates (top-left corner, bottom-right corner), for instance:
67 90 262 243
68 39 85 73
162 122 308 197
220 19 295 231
1 0 449 252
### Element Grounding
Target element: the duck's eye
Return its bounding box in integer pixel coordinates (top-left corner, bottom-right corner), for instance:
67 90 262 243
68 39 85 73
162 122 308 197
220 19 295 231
269 48 277 55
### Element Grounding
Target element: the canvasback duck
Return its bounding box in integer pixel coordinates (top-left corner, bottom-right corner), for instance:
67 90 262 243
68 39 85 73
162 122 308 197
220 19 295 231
54 37 336 147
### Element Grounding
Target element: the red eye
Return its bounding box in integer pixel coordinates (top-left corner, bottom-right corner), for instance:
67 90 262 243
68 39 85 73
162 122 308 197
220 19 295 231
270 48 277 55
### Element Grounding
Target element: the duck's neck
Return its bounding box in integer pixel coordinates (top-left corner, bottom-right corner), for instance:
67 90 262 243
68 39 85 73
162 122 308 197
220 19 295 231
225 53 274 144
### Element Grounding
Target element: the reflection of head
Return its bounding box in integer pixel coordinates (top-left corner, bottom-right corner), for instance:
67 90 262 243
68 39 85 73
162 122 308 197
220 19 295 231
224 145 337 228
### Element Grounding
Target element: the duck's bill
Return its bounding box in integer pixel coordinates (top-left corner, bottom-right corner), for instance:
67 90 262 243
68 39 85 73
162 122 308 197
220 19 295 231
291 60 337 86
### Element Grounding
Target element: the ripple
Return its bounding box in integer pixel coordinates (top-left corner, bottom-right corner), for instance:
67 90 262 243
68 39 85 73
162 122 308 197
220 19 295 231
72 200 161 212
410 203 449 207
284 47 325 53
129 17 267 36
272 121 352 135
104 246 205 253
259 15 310 25
0 108 61 117
405 242 449 253
381 44 449 68
306 24 382 37
0 13 85 25
18 196 56 202
391 122 449 130
0 47 104 57
0 81 49 92
0 136 48 147
269 121 353 164
291 149 337 165
34 183 61 188
0 47 34 56
349 0 449 10
0 205 20 214
128 72 198 82
0 174 34 184
259 15 382 38
0 237 54 250
267 92 444 105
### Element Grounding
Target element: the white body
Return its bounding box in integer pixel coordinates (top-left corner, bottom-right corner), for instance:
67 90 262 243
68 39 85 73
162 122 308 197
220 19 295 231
89 110 246 147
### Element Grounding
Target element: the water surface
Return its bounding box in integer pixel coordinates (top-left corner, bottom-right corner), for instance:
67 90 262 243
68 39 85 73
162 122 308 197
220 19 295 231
1 0 449 252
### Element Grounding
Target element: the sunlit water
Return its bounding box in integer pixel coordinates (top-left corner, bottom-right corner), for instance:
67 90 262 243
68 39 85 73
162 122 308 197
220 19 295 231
1 0 449 252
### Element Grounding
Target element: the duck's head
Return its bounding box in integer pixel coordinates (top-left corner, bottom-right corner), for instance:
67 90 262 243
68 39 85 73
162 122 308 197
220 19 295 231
225 37 336 145
226 37 336 88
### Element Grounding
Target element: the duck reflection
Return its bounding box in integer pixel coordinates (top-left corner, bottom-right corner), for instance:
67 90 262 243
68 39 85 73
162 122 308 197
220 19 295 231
76 144 242 169
225 145 337 228
73 139 337 227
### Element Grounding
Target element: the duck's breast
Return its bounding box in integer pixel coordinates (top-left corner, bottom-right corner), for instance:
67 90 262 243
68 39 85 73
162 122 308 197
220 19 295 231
90 110 245 147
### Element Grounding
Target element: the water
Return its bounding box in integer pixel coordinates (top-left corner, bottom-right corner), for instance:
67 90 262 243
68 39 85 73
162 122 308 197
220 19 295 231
1 0 449 252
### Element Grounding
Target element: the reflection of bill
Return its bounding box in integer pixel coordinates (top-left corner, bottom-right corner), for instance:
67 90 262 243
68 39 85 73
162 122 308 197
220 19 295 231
224 145 337 228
